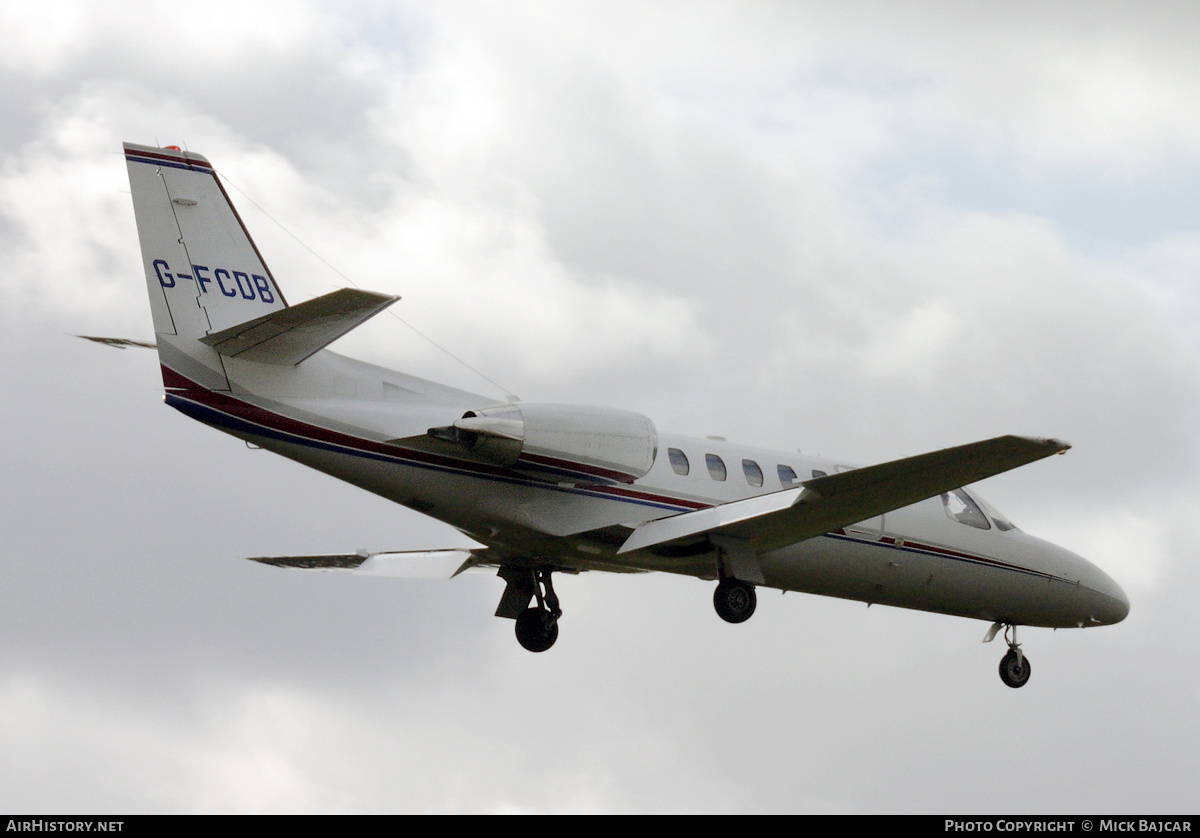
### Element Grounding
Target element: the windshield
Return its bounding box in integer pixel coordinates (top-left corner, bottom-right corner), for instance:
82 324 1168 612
941 489 990 529
941 488 1019 532
972 491 1019 532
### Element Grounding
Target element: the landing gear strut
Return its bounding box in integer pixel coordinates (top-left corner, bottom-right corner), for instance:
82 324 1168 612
713 578 757 624
514 569 561 653
995 624 1031 689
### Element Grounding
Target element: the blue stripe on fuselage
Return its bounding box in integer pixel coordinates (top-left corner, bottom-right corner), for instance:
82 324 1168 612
165 393 694 513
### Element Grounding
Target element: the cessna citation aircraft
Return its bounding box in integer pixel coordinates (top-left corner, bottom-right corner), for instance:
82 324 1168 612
121 142 1129 688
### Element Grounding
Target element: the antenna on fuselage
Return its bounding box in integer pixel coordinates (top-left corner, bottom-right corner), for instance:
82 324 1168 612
216 171 521 403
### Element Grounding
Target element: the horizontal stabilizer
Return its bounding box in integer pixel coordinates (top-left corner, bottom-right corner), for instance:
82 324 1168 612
248 548 493 579
619 435 1069 555
76 335 157 349
201 288 398 365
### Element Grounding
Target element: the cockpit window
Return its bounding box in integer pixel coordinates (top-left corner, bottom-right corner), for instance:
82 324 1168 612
941 489 991 530
706 454 727 481
975 493 1019 532
743 459 764 487
991 515 1017 532
668 448 690 476
777 465 799 487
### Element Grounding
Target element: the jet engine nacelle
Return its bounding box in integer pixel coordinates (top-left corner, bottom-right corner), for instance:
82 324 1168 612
429 402 658 484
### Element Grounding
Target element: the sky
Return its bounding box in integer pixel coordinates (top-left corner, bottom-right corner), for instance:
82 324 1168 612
1 0 1197 814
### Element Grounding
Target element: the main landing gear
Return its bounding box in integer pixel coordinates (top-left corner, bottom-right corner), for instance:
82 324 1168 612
713 578 757 624
987 622 1032 688
513 568 562 653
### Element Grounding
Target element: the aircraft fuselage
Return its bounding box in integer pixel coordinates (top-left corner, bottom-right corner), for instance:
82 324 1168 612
165 347 1128 632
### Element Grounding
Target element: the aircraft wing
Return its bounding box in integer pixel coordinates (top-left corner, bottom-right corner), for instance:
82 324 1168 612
248 548 496 579
618 435 1070 555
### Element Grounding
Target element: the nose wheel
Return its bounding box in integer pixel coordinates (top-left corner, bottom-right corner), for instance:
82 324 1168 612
990 623 1032 688
999 648 1031 688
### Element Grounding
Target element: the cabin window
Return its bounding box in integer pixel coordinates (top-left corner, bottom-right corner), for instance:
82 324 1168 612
777 465 799 487
743 459 764 487
941 489 991 530
668 448 690 476
811 469 827 478
706 454 727 481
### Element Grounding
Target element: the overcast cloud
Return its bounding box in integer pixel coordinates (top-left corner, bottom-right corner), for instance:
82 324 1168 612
1 0 1197 813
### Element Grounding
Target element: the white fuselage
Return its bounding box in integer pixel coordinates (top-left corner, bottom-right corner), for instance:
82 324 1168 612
165 347 1129 631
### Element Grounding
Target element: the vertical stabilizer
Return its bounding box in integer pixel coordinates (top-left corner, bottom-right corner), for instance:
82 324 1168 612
124 142 288 390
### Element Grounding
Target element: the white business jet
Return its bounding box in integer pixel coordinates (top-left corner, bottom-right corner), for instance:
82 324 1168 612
121 142 1129 688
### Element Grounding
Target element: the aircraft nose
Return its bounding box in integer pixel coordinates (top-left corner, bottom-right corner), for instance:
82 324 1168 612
1036 536 1131 627
1077 558 1130 626
1093 575 1130 625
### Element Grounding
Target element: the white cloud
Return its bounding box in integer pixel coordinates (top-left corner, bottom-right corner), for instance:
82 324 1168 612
1 0 1198 814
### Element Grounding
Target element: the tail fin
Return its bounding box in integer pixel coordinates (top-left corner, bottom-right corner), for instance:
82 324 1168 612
124 142 288 390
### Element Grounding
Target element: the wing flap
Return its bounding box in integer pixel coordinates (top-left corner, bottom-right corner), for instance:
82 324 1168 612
201 288 398 365
619 435 1069 555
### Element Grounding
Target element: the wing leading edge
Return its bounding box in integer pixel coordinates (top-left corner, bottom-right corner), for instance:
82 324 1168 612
618 435 1070 555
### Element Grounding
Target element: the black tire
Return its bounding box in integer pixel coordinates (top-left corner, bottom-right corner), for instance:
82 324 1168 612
714 579 757 624
515 607 559 653
999 649 1032 688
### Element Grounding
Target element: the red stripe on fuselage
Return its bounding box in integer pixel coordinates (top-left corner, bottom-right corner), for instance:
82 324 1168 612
160 365 709 512
517 451 638 484
825 530 1061 582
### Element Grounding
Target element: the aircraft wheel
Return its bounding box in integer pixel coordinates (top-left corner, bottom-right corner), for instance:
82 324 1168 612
999 648 1031 688
713 579 757 624
515 607 558 653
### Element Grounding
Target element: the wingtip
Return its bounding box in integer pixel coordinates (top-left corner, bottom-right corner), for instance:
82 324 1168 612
1011 435 1071 454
